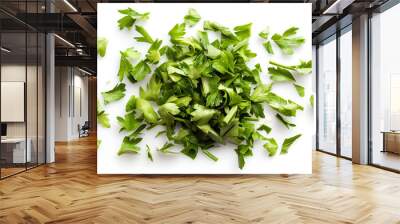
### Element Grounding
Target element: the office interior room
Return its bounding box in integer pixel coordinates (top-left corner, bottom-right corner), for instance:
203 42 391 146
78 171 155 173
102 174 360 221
0 0 400 223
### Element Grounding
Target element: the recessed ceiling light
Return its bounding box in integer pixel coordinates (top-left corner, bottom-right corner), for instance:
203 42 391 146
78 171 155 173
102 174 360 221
63 0 78 12
78 67 92 76
54 34 75 48
1 47 11 53
323 0 354 15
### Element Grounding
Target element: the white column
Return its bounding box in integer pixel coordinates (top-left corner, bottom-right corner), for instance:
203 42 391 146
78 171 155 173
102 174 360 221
352 14 369 164
46 32 55 163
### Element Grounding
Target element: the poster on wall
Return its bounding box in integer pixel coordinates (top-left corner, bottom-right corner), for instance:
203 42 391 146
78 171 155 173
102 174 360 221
97 3 313 174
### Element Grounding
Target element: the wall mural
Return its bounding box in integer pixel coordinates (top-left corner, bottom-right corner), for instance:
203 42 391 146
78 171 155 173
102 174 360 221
97 3 313 174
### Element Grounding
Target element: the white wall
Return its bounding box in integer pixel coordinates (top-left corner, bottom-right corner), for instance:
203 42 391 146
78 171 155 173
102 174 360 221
55 67 89 141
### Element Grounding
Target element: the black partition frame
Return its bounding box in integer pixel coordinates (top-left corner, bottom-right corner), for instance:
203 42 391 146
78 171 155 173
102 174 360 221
315 24 353 161
0 1 47 180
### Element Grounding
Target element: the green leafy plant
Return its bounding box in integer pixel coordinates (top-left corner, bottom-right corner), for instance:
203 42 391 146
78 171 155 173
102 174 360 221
101 83 126 105
99 8 311 169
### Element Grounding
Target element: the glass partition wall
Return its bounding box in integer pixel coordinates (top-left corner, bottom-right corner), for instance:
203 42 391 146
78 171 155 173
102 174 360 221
316 26 352 159
370 3 400 172
317 35 337 155
0 3 46 179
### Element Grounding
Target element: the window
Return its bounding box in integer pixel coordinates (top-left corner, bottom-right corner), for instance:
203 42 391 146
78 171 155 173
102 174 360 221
370 3 400 171
339 27 352 158
317 36 337 154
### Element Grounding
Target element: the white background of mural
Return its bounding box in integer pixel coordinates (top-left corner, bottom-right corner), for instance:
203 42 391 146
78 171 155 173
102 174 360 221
97 3 313 174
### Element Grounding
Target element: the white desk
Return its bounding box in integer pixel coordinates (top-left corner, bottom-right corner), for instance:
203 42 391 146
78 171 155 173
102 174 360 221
1 138 31 163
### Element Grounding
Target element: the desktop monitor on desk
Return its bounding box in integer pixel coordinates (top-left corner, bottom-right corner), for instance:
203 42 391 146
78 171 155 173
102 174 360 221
1 123 7 139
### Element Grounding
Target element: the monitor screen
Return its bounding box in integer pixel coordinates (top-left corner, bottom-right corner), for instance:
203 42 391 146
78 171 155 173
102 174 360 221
1 123 7 137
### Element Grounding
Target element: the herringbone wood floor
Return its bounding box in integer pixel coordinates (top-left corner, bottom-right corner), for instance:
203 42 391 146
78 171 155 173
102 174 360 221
1 135 400 224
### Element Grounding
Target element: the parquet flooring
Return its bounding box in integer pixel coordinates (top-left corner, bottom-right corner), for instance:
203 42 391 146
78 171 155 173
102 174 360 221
0 135 400 224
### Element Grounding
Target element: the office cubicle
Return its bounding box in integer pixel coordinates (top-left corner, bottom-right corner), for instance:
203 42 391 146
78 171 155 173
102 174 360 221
0 1 46 179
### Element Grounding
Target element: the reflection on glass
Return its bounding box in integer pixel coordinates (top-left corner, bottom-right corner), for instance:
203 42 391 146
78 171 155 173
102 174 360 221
27 31 38 169
340 29 352 158
318 37 337 154
371 3 400 171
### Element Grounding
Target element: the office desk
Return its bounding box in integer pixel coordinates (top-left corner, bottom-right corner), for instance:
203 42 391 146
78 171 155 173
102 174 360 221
381 131 400 154
1 138 31 163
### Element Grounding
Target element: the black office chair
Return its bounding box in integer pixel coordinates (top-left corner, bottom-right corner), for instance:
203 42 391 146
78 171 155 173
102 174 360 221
78 121 90 138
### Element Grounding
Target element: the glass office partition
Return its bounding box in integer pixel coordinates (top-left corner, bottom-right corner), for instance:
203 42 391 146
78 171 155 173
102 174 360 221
370 3 400 171
339 27 352 158
317 36 337 154
0 1 46 179
0 31 28 177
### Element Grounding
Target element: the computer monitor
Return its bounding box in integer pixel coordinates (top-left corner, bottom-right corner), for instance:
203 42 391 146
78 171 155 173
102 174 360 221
1 123 7 137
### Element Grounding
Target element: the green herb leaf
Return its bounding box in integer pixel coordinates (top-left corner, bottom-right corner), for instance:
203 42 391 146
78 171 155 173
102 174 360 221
118 48 140 81
276 113 296 129
235 145 253 169
184 8 201 27
136 97 159 124
259 27 270 39
101 83 126 105
263 138 278 156
190 104 218 125
265 92 303 117
201 149 218 162
146 145 153 162
269 60 312 76
263 41 274 54
250 84 272 103
139 76 161 101
234 23 252 41
97 101 110 128
117 112 141 132
268 67 296 82
204 21 236 39
168 23 186 43
281 134 302 154
158 142 175 154
223 105 238 124
197 124 224 144
118 8 149 30
130 60 151 82
294 84 305 97
257 124 272 134
97 37 108 57
159 102 180 115
118 136 141 155
134 25 154 43
310 94 314 107
146 39 162 64
271 27 305 55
